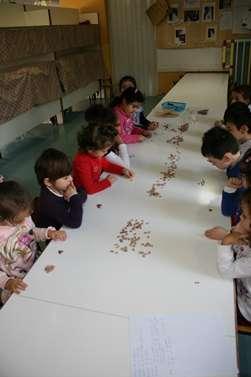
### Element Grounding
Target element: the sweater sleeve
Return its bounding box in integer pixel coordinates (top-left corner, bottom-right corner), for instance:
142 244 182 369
227 164 241 178
131 125 144 135
102 158 125 174
118 144 130 168
60 194 84 228
121 133 142 144
139 111 150 128
105 151 127 168
26 217 52 241
32 226 55 241
75 159 111 194
217 244 251 279
221 187 239 217
42 194 84 229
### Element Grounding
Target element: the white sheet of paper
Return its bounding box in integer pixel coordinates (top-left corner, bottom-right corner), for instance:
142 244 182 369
129 314 237 377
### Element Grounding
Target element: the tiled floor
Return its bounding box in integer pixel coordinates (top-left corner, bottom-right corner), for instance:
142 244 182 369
0 97 161 196
0 96 250 376
0 110 85 195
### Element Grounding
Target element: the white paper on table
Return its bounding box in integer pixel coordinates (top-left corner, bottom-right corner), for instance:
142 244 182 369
129 314 238 377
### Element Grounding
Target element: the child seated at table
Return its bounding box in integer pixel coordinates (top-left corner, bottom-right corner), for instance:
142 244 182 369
231 84 251 111
224 101 251 157
215 85 251 127
201 126 241 226
0 180 66 304
205 149 251 240
113 75 158 131
85 104 130 168
73 121 134 194
32 148 87 229
113 87 152 144
201 126 241 177
209 189 251 325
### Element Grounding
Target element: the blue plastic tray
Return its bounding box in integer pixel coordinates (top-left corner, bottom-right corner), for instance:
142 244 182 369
161 101 187 113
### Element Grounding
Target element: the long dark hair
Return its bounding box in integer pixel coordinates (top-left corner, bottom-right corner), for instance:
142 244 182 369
77 122 118 152
118 87 144 105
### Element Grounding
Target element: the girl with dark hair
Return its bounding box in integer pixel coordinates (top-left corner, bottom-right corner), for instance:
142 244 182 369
114 87 152 144
73 122 134 194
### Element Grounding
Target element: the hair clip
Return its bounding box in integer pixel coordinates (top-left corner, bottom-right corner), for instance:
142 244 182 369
245 156 251 163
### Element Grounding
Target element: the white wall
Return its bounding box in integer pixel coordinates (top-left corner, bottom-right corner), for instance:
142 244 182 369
157 48 223 72
107 0 157 96
0 4 25 27
0 3 79 27
24 9 50 26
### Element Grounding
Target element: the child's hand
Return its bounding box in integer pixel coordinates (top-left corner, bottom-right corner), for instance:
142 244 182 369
64 182 78 200
142 130 152 138
107 175 117 184
138 135 146 142
205 226 228 240
48 229 67 241
5 278 27 294
148 122 159 130
122 169 135 180
226 177 243 189
222 231 249 246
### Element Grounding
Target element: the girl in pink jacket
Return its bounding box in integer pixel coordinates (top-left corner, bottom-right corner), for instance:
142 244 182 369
0 181 66 305
114 87 152 144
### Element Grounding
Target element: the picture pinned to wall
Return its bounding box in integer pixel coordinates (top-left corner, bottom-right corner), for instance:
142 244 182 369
168 4 180 23
184 0 200 8
219 0 232 10
175 28 186 45
206 26 217 40
202 3 215 21
184 9 200 22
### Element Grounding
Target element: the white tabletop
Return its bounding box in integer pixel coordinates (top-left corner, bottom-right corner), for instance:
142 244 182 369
0 296 130 377
0 73 237 377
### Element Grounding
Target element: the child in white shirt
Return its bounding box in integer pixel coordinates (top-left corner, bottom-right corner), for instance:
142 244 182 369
209 189 251 324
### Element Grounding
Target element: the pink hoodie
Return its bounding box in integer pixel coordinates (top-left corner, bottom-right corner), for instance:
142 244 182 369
114 106 144 144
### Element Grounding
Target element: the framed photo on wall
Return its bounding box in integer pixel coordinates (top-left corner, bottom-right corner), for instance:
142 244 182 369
175 28 186 45
219 0 232 10
202 3 215 21
184 9 200 22
206 25 217 40
168 4 180 23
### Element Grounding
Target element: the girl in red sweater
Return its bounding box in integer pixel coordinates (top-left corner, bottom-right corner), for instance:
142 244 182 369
73 122 134 194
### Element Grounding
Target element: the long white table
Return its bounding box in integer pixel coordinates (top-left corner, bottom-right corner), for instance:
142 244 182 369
0 73 237 377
